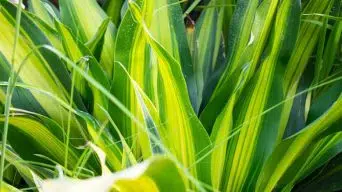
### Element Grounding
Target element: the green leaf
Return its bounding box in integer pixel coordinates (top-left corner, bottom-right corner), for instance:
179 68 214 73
59 0 117 78
25 11 64 52
110 0 155 158
149 0 197 110
28 0 55 27
2 0 342 191
191 0 225 112
0 2 86 141
132 81 166 155
257 96 342 191
216 1 300 191
283 66 313 139
128 1 212 188
41 156 186 192
294 152 342 192
85 18 111 60
0 52 46 116
111 0 200 163
0 144 42 187
277 0 334 142
0 181 20 192
77 111 124 172
103 0 124 26
314 20 342 95
279 133 342 191
0 114 87 171
200 0 279 131
54 19 110 123
275 81 342 190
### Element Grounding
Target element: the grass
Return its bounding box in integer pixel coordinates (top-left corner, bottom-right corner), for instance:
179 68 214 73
0 0 341 191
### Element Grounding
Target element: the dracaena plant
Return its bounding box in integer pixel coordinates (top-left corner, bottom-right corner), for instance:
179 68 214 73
0 0 341 191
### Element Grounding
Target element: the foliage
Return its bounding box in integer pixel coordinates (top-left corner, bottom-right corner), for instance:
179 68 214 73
0 0 341 191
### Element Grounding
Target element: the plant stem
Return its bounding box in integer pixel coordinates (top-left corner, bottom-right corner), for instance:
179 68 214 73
64 65 77 169
0 0 23 188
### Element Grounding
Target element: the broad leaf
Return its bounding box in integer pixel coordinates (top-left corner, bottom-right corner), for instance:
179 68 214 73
59 0 117 77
